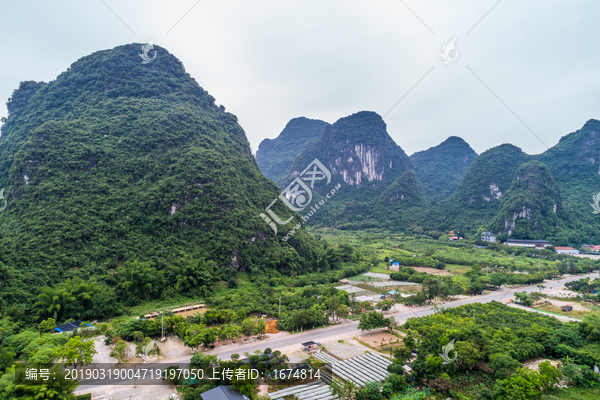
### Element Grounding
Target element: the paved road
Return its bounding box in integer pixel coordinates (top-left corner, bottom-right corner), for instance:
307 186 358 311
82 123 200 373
76 272 598 397
209 272 598 360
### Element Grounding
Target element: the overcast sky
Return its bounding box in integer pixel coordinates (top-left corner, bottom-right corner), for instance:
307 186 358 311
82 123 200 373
1 1 599 156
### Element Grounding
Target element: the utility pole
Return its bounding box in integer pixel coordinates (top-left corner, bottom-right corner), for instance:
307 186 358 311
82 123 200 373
161 313 164 341
279 297 281 318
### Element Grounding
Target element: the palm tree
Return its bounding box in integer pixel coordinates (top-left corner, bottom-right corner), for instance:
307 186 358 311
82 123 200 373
330 379 359 400
170 256 216 295
117 261 164 301
34 287 75 321
63 277 102 309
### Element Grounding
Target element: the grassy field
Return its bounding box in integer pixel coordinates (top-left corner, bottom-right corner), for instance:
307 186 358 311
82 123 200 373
446 264 472 274
352 283 389 295
542 387 600 399
534 303 588 319
311 227 561 276
346 274 379 282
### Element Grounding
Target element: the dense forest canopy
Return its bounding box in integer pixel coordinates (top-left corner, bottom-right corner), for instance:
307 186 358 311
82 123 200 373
0 44 330 323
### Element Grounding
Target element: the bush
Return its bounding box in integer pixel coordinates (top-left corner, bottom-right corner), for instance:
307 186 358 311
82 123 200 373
429 374 452 392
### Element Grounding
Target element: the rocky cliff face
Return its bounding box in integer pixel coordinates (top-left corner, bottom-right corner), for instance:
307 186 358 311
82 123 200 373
289 111 413 191
282 111 414 224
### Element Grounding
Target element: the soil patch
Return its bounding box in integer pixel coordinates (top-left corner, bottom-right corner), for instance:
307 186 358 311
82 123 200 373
533 299 593 318
545 299 590 312
410 267 453 276
522 358 559 371
355 332 401 351
265 320 280 334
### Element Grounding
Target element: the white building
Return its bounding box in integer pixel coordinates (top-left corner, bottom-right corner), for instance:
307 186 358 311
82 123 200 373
555 246 580 255
481 232 497 242
504 239 550 248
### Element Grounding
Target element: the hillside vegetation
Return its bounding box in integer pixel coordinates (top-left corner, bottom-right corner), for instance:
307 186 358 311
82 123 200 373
0 44 326 322
256 117 328 186
410 136 478 203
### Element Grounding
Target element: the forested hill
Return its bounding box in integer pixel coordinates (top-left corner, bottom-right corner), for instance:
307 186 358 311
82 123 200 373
410 136 478 203
256 117 329 187
536 119 600 243
491 161 570 238
0 44 321 311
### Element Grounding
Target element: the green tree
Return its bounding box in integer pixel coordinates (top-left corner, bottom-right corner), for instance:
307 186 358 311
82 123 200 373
580 313 600 341
117 261 164 302
378 300 394 312
172 256 216 296
493 368 542 400
360 382 382 400
228 324 241 344
254 319 267 339
384 373 407 392
455 340 481 370
231 365 257 398
514 291 533 307
34 287 75 322
490 353 521 379
53 336 97 369
392 345 413 364
38 318 56 333
336 304 349 321
110 340 129 363
190 352 217 369
0 347 15 371
538 361 562 391
330 379 359 400
132 331 144 343
241 319 255 339
200 329 217 349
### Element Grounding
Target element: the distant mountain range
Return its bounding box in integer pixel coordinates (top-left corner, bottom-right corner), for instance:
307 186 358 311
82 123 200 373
257 113 600 246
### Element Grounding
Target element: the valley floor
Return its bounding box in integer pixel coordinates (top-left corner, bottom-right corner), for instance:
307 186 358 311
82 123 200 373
75 272 598 399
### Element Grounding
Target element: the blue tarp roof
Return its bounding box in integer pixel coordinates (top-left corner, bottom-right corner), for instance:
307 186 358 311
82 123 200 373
54 320 93 332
